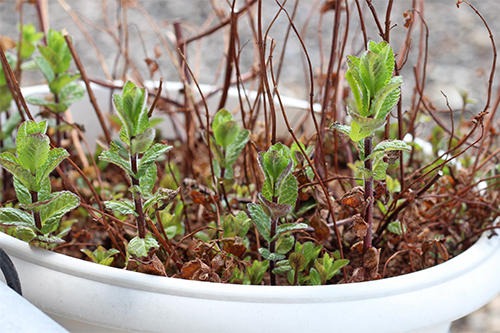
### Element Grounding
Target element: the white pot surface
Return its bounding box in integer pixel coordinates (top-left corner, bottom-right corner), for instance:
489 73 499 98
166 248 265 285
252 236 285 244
20 81 321 151
1 228 499 333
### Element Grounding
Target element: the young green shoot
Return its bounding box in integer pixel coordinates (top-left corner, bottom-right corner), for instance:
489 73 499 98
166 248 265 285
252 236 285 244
99 81 179 266
0 120 80 245
26 29 84 146
333 41 411 276
208 109 250 209
247 143 307 285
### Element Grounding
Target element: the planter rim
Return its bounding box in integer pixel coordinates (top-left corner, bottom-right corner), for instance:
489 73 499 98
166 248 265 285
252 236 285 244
20 81 322 115
0 228 498 303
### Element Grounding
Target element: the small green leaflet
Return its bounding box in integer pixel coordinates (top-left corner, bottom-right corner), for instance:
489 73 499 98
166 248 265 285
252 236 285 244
128 234 159 258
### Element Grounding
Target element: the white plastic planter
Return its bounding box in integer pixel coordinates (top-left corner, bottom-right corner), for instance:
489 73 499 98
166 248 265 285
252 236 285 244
20 81 321 150
1 229 500 332
3 83 500 332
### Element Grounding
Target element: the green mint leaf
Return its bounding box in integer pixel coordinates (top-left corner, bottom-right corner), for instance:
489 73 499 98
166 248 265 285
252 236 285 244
16 120 47 148
12 177 31 205
372 155 389 181
99 142 134 177
289 252 306 272
388 221 407 235
32 234 66 245
41 29 71 74
326 258 350 280
214 120 240 150
0 152 37 191
247 203 271 242
15 226 37 242
261 178 273 201
272 260 292 275
104 200 137 216
143 187 180 214
258 193 292 220
278 173 298 206
258 248 285 261
38 176 52 202
128 234 159 258
224 128 249 167
246 260 269 285
39 191 80 233
36 147 69 185
139 163 157 195
120 81 150 138
348 109 386 141
48 73 80 95
130 128 155 155
33 56 55 82
58 81 85 108
0 208 34 227
0 112 22 140
309 268 322 285
276 234 294 254
346 56 369 116
373 76 402 120
16 121 49 171
365 139 411 161
273 222 308 241
300 242 323 266
212 109 241 150
0 86 14 112
137 143 171 178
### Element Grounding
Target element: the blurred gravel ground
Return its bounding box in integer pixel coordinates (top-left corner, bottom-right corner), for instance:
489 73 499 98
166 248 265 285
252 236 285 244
1 1 500 331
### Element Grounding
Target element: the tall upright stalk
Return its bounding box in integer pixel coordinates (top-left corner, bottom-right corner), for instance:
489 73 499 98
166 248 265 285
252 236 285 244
363 136 374 251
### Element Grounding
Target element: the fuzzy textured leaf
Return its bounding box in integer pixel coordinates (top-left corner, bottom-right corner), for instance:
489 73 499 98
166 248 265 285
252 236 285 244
139 163 157 194
247 203 271 242
276 234 295 254
0 152 37 191
49 73 80 95
365 139 411 161
18 132 49 174
373 76 402 120
130 128 155 155
105 200 137 216
39 191 80 233
99 142 133 177
137 143 171 179
274 222 308 240
258 248 285 261
36 148 69 184
0 208 34 227
278 173 298 206
33 56 55 82
224 128 250 167
128 234 159 258
258 193 292 220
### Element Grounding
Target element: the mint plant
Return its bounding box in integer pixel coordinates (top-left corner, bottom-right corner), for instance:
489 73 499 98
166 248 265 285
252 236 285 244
0 24 42 111
247 143 307 285
99 81 179 266
15 23 44 69
0 120 80 244
208 109 250 205
333 41 411 280
231 259 269 285
25 29 84 146
81 245 120 266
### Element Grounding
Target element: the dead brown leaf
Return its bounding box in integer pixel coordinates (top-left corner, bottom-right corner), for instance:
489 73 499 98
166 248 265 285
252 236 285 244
310 211 330 243
338 186 365 208
220 237 247 258
353 214 368 238
363 247 381 280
